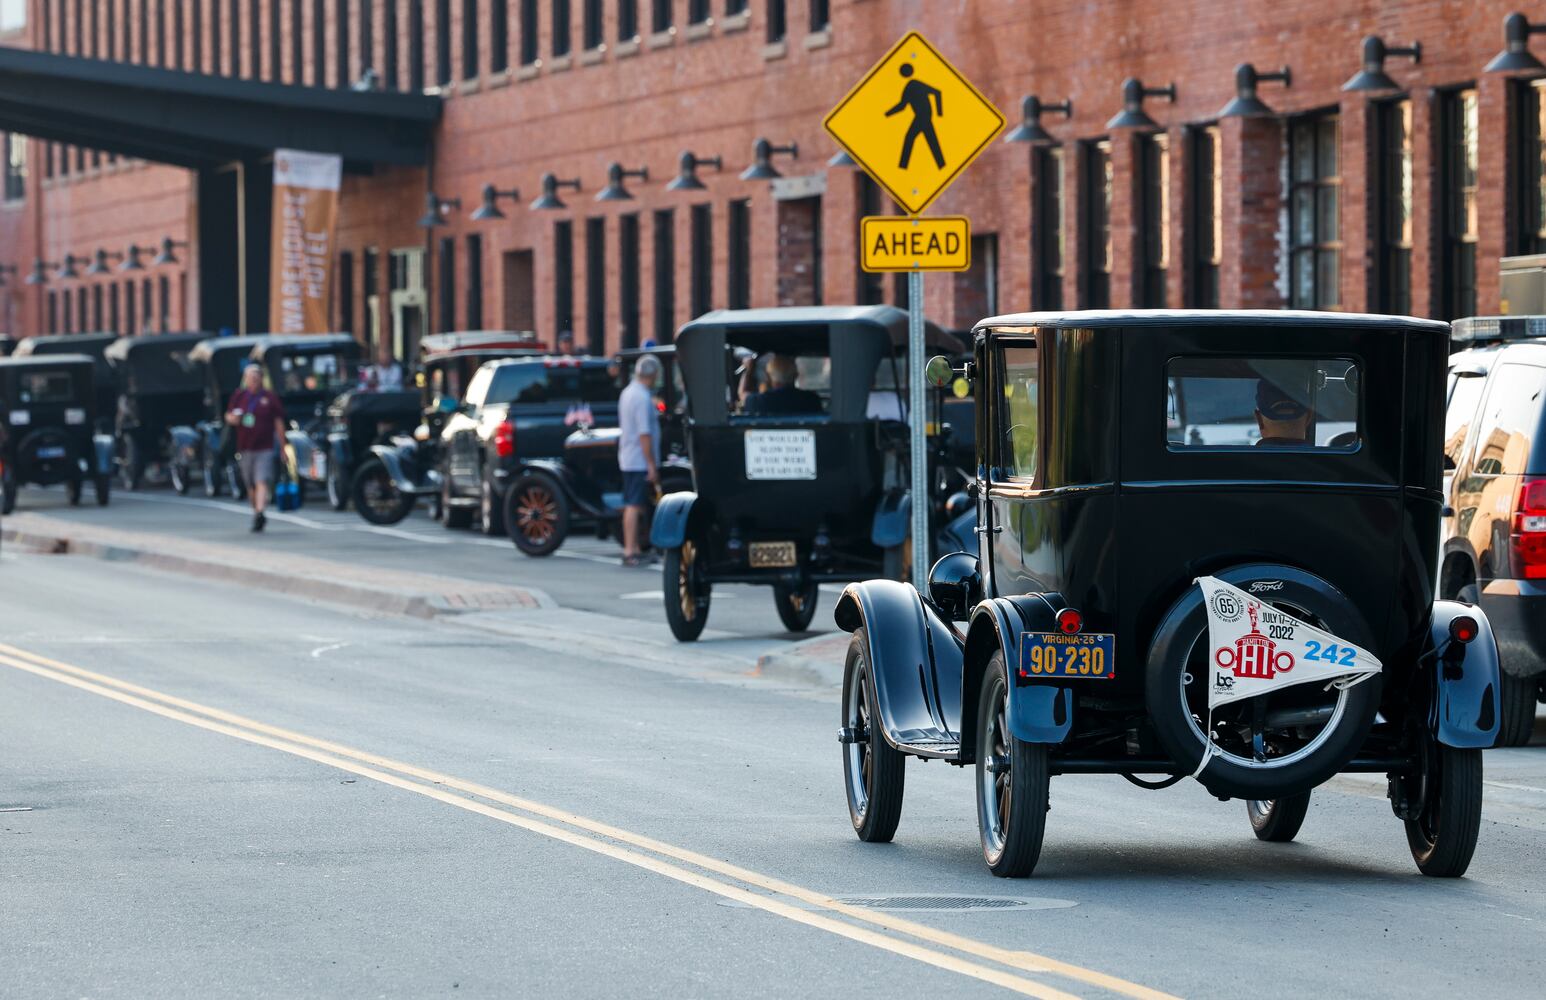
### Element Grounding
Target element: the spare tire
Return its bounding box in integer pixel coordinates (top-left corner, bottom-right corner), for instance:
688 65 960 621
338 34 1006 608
1145 564 1383 800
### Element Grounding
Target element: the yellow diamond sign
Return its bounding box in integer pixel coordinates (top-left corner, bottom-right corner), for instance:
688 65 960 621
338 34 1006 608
825 32 1005 217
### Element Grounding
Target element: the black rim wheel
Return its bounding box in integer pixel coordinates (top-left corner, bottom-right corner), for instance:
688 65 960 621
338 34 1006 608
841 628 904 842
352 461 414 525
774 581 819 633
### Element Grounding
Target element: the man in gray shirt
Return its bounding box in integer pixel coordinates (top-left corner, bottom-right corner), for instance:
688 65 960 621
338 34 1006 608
618 354 662 566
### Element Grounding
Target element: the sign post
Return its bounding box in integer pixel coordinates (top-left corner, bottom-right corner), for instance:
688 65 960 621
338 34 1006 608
825 32 1003 590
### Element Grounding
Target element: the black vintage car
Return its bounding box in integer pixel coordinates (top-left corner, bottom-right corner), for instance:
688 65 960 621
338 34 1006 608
174 336 272 498
0 335 17 357
351 335 547 525
241 336 367 504
104 332 208 491
649 306 964 639
0 354 114 512
13 333 122 433
439 355 618 534
835 310 1502 880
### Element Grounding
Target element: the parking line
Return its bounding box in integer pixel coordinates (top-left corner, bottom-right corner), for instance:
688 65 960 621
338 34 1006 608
0 640 1175 1000
110 490 344 530
353 525 451 544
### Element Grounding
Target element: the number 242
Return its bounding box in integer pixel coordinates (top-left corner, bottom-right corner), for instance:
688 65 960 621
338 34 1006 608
1304 640 1355 666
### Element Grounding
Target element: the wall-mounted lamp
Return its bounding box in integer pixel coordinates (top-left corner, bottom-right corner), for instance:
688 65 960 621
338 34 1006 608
595 164 649 202
151 237 189 267
1003 95 1073 145
740 138 799 181
1219 64 1292 119
470 183 522 220
85 248 124 277
1342 36 1421 92
828 149 857 168
1486 12 1546 73
24 258 57 285
417 192 461 228
55 253 84 280
119 244 148 272
530 173 582 211
666 152 723 192
1106 78 1177 130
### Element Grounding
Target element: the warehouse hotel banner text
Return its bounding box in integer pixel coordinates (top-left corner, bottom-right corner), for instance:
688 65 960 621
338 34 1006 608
268 149 342 334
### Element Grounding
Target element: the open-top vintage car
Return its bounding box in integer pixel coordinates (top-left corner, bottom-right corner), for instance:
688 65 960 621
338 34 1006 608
835 310 1501 879
0 354 114 512
649 305 967 639
104 332 208 490
14 332 122 432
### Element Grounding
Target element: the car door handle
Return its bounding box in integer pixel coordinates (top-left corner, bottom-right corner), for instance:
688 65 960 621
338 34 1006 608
975 524 1002 535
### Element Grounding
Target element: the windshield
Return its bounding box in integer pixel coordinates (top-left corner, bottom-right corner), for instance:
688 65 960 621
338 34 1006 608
269 352 358 396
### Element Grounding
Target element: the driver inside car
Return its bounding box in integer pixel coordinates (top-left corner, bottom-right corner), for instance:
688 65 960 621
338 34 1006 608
1254 378 1313 446
742 354 823 416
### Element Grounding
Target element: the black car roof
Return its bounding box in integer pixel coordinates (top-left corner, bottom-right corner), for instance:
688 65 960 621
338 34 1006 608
247 333 360 357
974 309 1450 335
103 332 211 362
14 332 124 355
0 353 97 371
681 304 959 352
480 355 610 370
616 345 676 359
422 347 545 366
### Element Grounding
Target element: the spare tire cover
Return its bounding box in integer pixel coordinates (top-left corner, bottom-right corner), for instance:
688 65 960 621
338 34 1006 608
17 428 78 486
1144 563 1383 800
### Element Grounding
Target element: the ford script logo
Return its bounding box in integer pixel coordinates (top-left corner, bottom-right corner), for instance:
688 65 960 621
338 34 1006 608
1248 581 1285 593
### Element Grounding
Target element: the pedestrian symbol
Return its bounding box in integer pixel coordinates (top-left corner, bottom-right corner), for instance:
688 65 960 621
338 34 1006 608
825 32 1004 216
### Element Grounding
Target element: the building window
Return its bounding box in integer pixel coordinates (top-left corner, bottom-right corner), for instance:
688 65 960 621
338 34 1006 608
191 2 203 71
338 251 355 335
363 247 380 347
1373 99 1413 315
465 234 483 329
1081 139 1112 309
957 234 998 318
3 133 25 202
110 283 121 334
358 0 372 79
156 0 167 67
124 281 135 335
140 278 152 331
310 0 326 85
653 209 675 343
92 284 103 331
383 0 398 87
582 0 602 48
689 0 710 25
491 0 508 71
47 291 57 334
1188 125 1221 308
211 0 223 71
1034 146 1064 310
1442 87 1480 320
520 0 538 65
585 218 606 354
1289 113 1341 310
435 0 451 85
619 213 640 349
290 0 304 83
336 0 351 86
460 0 478 78
1136 132 1170 307
691 204 713 317
158 275 171 330
437 236 456 332
618 0 636 41
249 2 262 79
554 221 575 345
651 0 671 33
767 0 785 42
553 0 571 56
1513 80 1546 256
226 0 240 75
726 0 748 15
809 0 828 32
408 0 425 89
61 288 72 333
728 198 751 310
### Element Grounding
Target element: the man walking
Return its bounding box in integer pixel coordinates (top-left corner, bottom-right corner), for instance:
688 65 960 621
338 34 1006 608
618 354 661 566
226 362 287 532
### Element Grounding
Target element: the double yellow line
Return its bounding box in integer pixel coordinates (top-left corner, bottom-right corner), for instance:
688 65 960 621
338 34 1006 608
0 641 1177 1000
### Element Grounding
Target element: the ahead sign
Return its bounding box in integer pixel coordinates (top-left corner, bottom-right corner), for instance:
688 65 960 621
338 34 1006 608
824 32 1005 216
861 216 971 272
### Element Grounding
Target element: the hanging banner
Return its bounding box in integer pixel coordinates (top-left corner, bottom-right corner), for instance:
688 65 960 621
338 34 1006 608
268 148 342 334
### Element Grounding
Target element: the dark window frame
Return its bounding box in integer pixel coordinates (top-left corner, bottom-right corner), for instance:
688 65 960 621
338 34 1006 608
554 220 575 345
690 203 713 317
809 0 828 32
1034 145 1065 310
619 213 641 349
1080 138 1112 309
1372 98 1413 315
617 0 637 40
585 217 606 354
552 0 571 57
766 0 785 43
651 0 671 33
463 0 480 79
653 208 675 344
520 0 538 66
465 233 484 329
1441 86 1480 320
408 0 425 89
435 0 452 85
437 236 456 333
490 0 508 71
1288 111 1342 310
1135 131 1170 308
338 250 355 335
1187 124 1221 309
728 198 751 310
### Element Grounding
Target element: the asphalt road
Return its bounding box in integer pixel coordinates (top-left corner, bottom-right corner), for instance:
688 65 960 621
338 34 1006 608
4 488 1546 998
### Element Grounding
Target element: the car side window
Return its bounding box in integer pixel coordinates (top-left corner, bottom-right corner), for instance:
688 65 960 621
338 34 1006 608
1472 363 1545 476
488 364 549 405
463 366 493 407
1444 374 1487 469
997 344 1038 481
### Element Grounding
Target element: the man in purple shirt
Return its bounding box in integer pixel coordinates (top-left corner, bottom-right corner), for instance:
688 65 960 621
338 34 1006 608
226 362 287 532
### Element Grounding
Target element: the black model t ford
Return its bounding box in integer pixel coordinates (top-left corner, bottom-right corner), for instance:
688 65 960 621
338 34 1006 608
104 332 208 490
835 310 1502 879
0 354 114 512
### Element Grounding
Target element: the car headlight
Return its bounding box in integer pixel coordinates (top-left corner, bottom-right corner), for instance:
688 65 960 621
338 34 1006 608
65 408 86 426
9 410 29 425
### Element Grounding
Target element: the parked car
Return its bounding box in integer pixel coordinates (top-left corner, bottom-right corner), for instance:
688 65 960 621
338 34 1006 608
0 354 114 511
439 356 618 534
835 309 1500 880
174 336 272 498
1441 315 1546 746
243 335 364 504
351 334 547 525
649 305 965 640
0 334 17 357
103 332 208 491
13 332 123 433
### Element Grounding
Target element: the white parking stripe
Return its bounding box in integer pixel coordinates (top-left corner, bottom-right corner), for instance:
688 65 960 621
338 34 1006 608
110 490 343 530
354 525 451 544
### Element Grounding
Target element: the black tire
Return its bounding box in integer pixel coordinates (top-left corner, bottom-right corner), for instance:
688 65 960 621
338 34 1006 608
351 459 415 526
1405 743 1484 878
841 628 905 842
1496 671 1539 748
326 461 349 511
479 475 505 536
663 540 711 642
119 436 143 491
94 474 111 506
976 651 1049 877
1145 564 1382 800
504 472 571 557
1246 792 1311 842
1 467 16 514
66 478 83 506
774 580 819 633
202 453 222 497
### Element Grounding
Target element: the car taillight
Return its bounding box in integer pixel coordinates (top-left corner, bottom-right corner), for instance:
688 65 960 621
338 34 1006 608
1514 478 1546 579
1055 608 1083 635
1449 615 1479 644
494 420 516 458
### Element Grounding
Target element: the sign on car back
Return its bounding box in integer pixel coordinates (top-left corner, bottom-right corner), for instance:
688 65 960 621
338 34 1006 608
744 429 817 480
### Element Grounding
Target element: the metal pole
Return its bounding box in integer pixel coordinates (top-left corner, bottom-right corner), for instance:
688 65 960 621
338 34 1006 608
907 267 929 592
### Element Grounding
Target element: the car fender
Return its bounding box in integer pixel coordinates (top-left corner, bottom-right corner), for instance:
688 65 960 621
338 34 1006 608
91 433 114 475
871 490 909 548
962 594 1074 751
367 443 428 494
1429 600 1502 749
650 491 703 549
834 580 964 753
328 433 352 471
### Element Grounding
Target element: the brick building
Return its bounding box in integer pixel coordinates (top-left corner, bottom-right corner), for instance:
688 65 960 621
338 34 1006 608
3 1 1546 355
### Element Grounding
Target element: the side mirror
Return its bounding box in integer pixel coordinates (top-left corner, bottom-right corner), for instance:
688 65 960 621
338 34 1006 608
927 550 981 622
924 355 954 388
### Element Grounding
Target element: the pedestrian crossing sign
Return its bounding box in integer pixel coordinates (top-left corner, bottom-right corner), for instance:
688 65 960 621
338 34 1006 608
824 31 1005 217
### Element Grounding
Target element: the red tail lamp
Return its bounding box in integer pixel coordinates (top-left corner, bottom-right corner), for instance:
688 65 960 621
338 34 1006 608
1055 608 1083 635
493 420 516 458
1449 615 1479 644
1514 478 1546 579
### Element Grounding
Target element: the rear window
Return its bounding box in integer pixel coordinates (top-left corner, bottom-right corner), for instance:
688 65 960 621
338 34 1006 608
17 371 75 404
1166 357 1360 450
1472 363 1545 475
487 363 616 406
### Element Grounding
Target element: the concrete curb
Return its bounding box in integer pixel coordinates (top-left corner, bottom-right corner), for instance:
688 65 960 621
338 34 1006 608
754 632 850 687
2 523 555 619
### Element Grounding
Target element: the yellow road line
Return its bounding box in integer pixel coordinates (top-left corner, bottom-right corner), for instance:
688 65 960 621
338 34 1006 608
0 641 1179 1000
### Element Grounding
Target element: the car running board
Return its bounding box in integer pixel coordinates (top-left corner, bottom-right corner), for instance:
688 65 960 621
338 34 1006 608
893 738 961 760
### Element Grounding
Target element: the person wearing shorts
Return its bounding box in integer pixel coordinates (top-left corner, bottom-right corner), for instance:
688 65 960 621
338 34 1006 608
226 362 287 532
617 355 661 566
